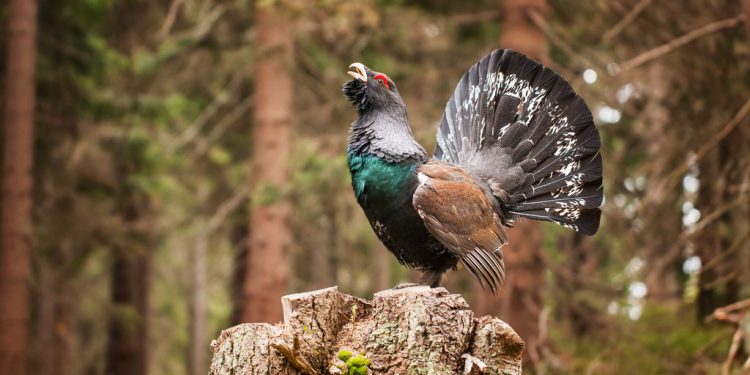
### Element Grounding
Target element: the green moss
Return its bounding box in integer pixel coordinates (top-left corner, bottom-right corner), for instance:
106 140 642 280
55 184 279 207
336 351 371 375
346 355 370 367
345 354 371 375
349 366 369 375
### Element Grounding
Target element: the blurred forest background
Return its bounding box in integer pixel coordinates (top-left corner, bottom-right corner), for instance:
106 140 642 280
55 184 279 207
1 0 750 374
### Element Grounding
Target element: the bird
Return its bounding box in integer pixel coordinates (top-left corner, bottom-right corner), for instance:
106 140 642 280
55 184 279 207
343 49 603 293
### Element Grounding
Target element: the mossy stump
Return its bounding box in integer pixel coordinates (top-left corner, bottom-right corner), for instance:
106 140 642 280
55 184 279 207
209 286 523 375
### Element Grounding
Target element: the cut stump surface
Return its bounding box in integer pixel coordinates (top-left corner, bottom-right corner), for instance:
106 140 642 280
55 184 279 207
210 286 523 375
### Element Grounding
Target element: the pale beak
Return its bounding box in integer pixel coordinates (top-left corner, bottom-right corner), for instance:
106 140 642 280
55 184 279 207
347 62 367 82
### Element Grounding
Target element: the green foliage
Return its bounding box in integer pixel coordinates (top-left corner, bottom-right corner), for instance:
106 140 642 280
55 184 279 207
548 304 730 375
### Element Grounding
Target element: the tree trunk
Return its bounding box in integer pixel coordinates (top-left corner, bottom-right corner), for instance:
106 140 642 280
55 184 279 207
0 0 37 373
34 256 72 375
641 63 681 300
472 0 548 365
241 1 294 324
106 202 151 375
52 279 72 375
372 245 391 292
189 233 208 375
476 221 544 362
34 264 54 375
556 233 600 336
498 0 548 63
210 287 524 374
694 17 746 320
309 210 334 289
231 222 249 326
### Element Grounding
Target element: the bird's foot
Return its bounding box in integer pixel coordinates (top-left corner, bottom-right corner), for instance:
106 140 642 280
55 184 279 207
462 353 487 374
419 271 443 288
390 282 420 290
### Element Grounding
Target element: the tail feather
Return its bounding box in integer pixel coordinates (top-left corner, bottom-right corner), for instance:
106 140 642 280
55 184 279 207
511 154 603 202
434 49 603 234
510 207 601 234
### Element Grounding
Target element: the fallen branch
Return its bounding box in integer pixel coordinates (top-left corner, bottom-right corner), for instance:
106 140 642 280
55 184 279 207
709 299 750 375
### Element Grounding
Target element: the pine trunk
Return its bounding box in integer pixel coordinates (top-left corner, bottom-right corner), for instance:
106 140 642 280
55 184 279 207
106 202 151 375
241 2 294 323
472 0 548 365
189 234 208 375
210 287 524 374
694 12 746 320
498 0 548 63
0 0 37 373
309 211 334 289
641 63 680 300
231 223 249 325
372 245 392 292
484 220 544 361
34 258 72 375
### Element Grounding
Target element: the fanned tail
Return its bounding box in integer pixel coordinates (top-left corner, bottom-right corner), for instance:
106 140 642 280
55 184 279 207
434 49 603 235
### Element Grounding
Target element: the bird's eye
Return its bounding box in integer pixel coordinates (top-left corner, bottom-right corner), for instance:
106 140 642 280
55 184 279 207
373 73 390 89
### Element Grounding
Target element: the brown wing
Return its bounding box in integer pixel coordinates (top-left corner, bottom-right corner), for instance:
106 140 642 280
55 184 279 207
413 161 508 293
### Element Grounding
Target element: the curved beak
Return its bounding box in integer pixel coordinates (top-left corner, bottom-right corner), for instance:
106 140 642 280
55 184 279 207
347 62 367 82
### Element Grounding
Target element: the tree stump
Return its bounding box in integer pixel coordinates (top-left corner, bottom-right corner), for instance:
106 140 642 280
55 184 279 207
210 286 523 374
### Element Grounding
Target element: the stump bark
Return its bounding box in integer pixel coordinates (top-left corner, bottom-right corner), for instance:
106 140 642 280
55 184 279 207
210 286 523 375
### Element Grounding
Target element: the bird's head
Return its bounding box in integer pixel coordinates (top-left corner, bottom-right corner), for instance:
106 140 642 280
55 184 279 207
343 62 403 115
342 62 426 161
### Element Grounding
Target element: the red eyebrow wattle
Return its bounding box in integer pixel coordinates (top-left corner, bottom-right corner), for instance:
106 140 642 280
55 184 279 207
373 73 390 89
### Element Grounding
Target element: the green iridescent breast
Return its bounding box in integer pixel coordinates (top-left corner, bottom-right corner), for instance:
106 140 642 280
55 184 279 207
347 153 416 207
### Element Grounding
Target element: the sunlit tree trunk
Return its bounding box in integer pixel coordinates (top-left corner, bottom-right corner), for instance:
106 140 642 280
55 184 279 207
241 2 293 323
472 0 548 365
0 0 37 373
